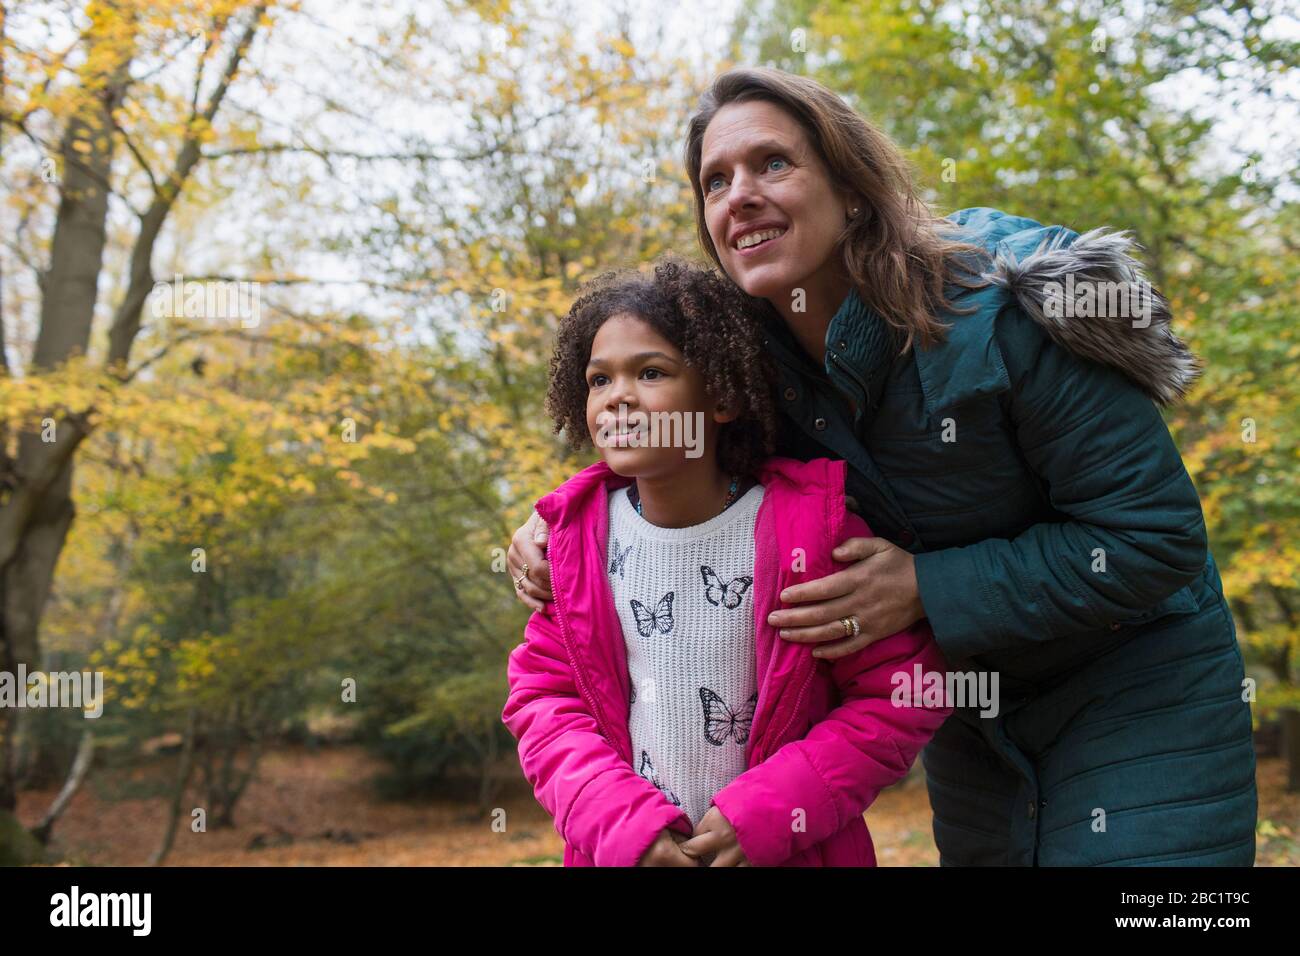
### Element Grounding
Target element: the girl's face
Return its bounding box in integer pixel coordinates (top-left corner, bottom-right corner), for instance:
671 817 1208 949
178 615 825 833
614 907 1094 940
584 313 736 478
698 99 851 304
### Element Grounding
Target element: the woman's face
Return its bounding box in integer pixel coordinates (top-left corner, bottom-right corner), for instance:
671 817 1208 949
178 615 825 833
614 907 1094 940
698 99 851 304
584 313 733 479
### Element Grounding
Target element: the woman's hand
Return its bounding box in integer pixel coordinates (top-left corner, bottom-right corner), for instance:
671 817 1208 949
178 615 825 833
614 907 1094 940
767 537 926 660
507 510 553 612
679 806 750 867
638 827 701 867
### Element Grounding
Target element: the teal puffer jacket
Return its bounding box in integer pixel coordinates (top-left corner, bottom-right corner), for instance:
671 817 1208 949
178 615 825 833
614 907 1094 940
763 206 1256 865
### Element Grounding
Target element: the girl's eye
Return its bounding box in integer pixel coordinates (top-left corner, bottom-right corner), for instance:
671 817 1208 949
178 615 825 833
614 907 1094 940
588 368 665 387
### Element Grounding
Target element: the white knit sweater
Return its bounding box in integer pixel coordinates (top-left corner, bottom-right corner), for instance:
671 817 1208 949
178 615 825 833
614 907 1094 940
606 482 765 827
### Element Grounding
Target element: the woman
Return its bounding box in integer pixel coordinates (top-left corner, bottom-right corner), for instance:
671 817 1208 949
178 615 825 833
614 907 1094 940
506 66 1257 866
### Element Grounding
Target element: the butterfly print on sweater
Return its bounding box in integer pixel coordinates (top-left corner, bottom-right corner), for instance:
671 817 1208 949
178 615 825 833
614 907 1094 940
638 751 681 806
700 565 753 609
609 538 633 579
699 687 758 746
630 592 675 638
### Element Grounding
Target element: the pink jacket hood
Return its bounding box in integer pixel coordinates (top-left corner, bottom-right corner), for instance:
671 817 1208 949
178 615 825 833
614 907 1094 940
502 455 951 866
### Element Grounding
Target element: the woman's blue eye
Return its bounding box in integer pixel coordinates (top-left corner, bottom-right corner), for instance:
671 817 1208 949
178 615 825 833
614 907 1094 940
767 157 788 172
706 174 725 192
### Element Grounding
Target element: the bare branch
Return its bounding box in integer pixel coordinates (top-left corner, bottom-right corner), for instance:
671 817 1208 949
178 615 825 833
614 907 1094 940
185 273 441 294
201 142 526 164
110 116 161 196
104 4 268 371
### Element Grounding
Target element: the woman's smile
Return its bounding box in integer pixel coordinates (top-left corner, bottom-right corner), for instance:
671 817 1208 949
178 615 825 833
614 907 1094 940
733 226 788 255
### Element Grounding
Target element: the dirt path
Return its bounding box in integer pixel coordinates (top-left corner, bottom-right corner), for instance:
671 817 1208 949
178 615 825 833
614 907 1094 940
17 745 1296 866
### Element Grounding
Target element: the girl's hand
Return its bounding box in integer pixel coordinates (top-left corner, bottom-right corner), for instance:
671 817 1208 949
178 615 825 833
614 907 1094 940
637 827 700 867
679 807 750 867
766 537 926 661
507 510 553 612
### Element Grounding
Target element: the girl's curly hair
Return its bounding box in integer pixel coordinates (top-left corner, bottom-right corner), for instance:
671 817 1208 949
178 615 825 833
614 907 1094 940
545 256 779 478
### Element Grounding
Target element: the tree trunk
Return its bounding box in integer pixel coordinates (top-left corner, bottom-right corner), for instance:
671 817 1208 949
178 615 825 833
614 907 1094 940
150 709 198 866
32 727 95 845
0 7 132 859
1282 708 1300 794
477 727 500 813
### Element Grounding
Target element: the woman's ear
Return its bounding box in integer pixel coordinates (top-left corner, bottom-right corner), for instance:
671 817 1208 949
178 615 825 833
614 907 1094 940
843 191 863 222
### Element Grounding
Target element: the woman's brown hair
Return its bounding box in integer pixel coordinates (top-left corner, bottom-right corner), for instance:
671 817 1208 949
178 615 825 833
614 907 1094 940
684 66 990 351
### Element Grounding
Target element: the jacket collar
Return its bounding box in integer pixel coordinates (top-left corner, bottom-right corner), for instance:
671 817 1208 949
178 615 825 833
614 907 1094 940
911 282 1012 417
825 288 896 414
827 283 1015 418
759 277 1013 418
758 292 895 415
760 282 1011 420
534 455 847 533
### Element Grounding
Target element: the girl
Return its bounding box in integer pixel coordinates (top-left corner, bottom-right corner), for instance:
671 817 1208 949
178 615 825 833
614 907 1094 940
501 257 951 866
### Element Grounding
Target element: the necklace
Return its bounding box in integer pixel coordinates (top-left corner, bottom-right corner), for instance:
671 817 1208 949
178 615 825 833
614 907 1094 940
630 475 742 519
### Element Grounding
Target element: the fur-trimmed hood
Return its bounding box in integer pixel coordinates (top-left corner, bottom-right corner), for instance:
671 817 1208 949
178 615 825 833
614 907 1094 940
948 207 1201 406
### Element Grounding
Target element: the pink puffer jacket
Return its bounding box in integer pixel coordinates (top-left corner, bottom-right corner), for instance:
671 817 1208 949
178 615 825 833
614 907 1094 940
502 456 952 866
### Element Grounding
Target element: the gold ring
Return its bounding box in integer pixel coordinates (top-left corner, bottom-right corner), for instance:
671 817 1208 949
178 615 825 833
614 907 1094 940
839 616 853 637
848 615 860 637
514 563 530 590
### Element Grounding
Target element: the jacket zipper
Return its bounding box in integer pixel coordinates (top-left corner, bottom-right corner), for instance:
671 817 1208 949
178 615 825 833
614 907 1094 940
759 660 818 765
542 523 628 763
747 491 779 767
807 356 915 539
756 492 844 763
827 350 871 430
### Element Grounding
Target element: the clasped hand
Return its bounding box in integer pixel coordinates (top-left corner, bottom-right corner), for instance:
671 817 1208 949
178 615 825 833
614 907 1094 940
639 807 750 866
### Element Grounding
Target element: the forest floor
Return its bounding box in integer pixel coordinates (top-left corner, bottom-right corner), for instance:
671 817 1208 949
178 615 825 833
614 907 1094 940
17 743 1298 866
